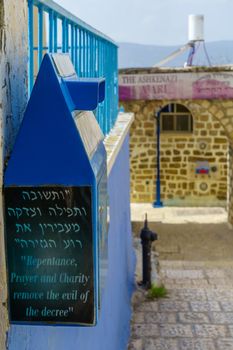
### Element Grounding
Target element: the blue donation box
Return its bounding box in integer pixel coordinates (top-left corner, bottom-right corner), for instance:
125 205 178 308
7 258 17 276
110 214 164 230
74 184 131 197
3 54 108 326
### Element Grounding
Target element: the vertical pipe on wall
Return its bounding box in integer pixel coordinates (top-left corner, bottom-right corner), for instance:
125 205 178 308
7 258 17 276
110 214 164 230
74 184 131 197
153 112 163 208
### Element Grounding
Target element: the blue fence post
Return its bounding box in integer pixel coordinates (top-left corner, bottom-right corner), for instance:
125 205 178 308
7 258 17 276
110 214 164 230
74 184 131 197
53 14 57 52
28 0 34 95
83 31 87 76
62 18 67 52
86 32 89 77
71 24 75 62
86 32 90 77
90 34 93 77
49 10 54 52
38 4 44 66
78 28 82 76
74 26 78 71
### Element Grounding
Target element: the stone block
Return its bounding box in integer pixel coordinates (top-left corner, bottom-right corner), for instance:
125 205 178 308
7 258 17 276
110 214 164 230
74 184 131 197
169 163 180 168
190 301 221 312
165 269 204 279
222 101 233 108
210 312 233 324
215 138 227 144
220 301 233 312
160 324 193 337
131 324 159 338
144 122 154 128
209 105 219 114
158 301 189 312
169 289 207 301
132 312 145 324
144 338 179 350
178 312 210 323
145 312 177 324
135 129 144 136
216 338 233 350
128 339 143 350
173 157 182 162
199 114 210 122
227 108 233 117
135 184 145 191
202 100 211 109
195 122 205 129
194 324 228 338
179 338 215 350
136 301 159 312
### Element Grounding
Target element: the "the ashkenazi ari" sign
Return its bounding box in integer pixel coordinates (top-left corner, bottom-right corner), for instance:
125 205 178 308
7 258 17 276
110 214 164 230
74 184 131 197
119 72 233 100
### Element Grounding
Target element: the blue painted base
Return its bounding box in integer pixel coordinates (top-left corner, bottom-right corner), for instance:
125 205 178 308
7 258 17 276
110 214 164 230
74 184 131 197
152 201 163 208
7 135 135 350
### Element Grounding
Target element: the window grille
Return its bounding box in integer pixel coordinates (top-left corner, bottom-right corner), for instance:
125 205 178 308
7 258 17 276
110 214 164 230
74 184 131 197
160 103 193 133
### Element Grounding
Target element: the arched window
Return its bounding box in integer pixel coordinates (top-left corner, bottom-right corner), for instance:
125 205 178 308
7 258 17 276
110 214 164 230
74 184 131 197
160 103 193 133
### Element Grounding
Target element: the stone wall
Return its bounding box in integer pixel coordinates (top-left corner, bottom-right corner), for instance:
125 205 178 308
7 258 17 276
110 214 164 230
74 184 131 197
121 99 231 206
0 0 28 347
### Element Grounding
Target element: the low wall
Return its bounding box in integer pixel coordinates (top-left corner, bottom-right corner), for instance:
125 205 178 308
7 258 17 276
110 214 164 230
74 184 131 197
7 114 136 350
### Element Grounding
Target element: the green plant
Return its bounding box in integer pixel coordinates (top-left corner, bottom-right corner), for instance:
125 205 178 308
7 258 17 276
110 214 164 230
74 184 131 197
147 284 167 299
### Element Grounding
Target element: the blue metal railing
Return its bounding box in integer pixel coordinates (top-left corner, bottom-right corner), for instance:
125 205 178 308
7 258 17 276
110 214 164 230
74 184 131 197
28 0 119 134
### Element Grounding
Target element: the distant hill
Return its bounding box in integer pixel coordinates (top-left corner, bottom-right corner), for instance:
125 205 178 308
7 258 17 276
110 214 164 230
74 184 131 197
118 41 233 68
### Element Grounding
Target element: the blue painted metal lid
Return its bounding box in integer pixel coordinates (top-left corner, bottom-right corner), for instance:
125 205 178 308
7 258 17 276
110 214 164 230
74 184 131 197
4 54 106 186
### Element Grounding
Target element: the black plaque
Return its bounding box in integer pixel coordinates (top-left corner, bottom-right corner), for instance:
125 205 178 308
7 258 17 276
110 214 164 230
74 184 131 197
4 186 95 325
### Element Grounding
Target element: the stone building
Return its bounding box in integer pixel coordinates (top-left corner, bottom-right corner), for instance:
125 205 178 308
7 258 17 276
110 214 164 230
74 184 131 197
119 67 233 215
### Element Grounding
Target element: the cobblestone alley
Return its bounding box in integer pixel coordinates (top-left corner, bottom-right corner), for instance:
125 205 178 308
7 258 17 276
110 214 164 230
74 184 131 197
129 211 233 350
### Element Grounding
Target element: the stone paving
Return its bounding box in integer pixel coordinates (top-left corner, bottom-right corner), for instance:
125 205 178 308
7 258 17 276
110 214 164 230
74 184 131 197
128 215 233 350
128 260 233 349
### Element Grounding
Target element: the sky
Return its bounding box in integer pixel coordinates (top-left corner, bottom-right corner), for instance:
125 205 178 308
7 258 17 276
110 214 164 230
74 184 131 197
56 0 233 46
